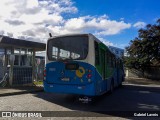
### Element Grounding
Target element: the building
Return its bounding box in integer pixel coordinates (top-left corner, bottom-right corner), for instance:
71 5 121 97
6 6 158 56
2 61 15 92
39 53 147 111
0 35 45 86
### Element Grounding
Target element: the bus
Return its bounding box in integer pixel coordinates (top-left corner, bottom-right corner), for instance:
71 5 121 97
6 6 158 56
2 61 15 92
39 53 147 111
43 33 125 97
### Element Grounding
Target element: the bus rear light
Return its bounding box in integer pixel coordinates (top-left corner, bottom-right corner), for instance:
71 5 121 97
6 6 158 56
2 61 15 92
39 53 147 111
88 70 92 73
87 74 92 79
44 69 46 77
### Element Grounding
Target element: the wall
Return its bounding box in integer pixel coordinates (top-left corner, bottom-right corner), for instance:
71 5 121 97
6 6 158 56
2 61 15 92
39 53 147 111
143 67 160 80
125 67 160 80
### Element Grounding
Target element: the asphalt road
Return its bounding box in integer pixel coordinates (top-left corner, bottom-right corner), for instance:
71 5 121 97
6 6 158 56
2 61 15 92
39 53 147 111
0 84 160 119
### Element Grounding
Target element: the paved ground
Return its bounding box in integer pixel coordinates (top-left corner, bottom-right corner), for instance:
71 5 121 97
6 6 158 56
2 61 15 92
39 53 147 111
0 79 160 120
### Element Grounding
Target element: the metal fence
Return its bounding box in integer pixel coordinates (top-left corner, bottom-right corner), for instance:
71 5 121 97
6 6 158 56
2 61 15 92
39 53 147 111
12 66 32 85
0 55 5 81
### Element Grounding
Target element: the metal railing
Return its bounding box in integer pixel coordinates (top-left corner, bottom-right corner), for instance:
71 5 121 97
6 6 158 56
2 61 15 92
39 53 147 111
0 73 9 87
0 66 10 87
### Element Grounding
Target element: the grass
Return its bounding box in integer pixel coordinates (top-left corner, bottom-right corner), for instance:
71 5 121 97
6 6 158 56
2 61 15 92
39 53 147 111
33 80 43 86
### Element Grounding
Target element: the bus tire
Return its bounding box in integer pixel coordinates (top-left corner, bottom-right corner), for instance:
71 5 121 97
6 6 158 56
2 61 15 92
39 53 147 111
118 77 122 87
119 76 124 87
119 81 122 87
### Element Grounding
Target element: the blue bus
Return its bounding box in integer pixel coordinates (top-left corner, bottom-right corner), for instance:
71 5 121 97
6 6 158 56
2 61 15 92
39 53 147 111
43 34 125 97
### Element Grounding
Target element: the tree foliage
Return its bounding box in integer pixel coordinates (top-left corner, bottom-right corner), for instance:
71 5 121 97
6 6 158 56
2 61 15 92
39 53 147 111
125 19 160 69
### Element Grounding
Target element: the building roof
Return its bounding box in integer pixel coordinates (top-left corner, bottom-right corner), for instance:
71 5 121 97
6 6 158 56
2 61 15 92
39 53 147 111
0 35 46 51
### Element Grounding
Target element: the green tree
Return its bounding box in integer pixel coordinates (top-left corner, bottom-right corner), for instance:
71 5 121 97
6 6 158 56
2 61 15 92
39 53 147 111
125 19 160 70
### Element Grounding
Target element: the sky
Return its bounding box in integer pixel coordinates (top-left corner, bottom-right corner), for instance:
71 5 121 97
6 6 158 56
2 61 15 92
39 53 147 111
0 0 160 49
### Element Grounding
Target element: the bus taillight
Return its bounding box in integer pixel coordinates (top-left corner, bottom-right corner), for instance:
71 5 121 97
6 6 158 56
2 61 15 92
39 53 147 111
87 74 92 79
44 68 46 80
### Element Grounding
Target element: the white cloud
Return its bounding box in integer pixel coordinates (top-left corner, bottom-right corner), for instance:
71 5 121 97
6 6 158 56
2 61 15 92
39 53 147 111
26 0 39 8
48 15 131 36
0 0 77 42
0 0 131 44
133 21 146 29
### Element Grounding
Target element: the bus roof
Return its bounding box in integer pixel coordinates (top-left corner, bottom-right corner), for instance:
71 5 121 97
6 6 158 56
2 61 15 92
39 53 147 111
48 33 89 40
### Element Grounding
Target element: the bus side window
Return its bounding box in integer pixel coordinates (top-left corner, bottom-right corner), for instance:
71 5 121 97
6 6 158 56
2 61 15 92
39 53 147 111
107 52 112 67
117 60 120 68
120 60 123 69
114 58 116 68
115 59 117 68
116 59 119 68
111 55 114 68
95 41 99 65
113 57 115 68
106 52 108 67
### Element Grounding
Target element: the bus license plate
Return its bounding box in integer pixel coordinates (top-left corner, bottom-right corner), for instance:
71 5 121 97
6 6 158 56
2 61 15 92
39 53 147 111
61 78 70 81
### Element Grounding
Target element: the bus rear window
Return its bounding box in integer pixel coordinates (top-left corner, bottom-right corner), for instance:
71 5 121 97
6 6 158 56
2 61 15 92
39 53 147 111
47 36 88 61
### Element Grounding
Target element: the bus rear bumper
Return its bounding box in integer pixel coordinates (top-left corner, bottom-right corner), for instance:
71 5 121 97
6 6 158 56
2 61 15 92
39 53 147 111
43 81 96 96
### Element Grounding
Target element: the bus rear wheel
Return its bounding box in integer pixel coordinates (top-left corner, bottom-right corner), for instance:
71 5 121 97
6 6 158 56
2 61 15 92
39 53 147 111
119 76 124 87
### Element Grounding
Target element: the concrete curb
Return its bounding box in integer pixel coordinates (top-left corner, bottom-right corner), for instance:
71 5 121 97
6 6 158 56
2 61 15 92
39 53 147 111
123 83 160 88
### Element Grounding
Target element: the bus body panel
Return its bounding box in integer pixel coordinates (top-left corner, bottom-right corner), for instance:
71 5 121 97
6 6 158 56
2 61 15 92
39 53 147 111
44 80 96 96
44 61 97 96
45 61 95 84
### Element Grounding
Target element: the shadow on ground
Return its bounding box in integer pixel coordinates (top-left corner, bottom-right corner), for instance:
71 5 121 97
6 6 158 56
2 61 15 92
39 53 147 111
33 84 160 118
0 86 43 97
